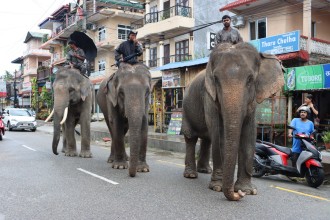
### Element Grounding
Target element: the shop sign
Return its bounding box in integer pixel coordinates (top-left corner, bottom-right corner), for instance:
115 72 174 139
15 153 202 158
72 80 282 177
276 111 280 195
0 81 6 97
248 30 300 55
167 112 183 135
285 63 330 91
162 70 181 88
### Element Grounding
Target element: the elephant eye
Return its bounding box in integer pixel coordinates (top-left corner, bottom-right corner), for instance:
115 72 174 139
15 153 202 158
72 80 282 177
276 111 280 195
247 75 254 87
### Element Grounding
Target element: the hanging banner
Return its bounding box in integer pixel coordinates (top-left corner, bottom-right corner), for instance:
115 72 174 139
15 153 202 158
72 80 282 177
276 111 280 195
162 70 181 88
285 63 330 91
0 81 6 97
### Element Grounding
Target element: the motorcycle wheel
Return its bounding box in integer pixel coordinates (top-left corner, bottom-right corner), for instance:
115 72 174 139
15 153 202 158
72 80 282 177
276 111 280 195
305 166 324 188
252 154 265 178
7 122 12 131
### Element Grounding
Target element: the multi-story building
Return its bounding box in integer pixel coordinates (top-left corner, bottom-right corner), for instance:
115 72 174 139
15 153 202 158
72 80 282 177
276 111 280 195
38 0 145 113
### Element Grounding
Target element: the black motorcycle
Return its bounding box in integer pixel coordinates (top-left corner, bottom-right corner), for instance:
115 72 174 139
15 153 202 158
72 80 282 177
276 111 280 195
253 126 324 188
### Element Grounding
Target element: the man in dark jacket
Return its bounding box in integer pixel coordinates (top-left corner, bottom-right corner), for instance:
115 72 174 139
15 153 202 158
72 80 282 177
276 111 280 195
114 31 143 67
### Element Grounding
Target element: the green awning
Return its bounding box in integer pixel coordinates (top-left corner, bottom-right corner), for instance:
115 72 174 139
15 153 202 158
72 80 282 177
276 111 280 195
98 0 144 9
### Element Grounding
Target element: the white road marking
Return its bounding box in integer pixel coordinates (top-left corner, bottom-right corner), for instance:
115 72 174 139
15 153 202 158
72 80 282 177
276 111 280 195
22 145 36 151
77 168 119 185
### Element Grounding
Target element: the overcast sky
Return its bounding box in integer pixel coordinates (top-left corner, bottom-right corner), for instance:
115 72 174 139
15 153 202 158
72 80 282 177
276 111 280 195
0 0 72 76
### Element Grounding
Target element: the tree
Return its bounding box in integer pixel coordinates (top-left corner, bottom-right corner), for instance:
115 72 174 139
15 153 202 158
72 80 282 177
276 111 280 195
31 77 38 111
40 85 52 109
3 71 13 81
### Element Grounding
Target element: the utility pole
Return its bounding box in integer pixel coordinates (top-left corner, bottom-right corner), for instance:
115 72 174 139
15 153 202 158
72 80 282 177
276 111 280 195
14 70 18 108
83 0 87 31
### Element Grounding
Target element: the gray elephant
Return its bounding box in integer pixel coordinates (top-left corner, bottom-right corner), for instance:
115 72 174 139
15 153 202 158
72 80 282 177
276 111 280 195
182 42 284 201
46 68 93 157
96 63 151 177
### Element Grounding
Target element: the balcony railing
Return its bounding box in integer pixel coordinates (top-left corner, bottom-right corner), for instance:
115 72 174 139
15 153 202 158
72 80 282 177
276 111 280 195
300 36 330 57
37 68 51 81
148 54 192 68
54 14 81 36
131 5 192 29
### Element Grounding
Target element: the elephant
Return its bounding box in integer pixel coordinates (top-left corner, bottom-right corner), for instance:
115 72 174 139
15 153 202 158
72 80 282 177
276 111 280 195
96 63 151 177
46 67 93 157
181 42 284 201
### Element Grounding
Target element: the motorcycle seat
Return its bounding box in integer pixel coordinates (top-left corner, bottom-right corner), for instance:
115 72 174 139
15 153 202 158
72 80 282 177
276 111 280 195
272 145 291 155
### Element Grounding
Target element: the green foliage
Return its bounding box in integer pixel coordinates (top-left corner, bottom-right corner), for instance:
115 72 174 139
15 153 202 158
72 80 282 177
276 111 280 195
321 131 330 144
36 111 49 120
40 86 52 109
3 71 13 81
31 78 38 110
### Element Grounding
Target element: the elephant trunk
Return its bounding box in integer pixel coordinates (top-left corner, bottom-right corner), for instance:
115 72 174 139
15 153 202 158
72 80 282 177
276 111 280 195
221 92 245 201
125 93 146 177
52 92 69 155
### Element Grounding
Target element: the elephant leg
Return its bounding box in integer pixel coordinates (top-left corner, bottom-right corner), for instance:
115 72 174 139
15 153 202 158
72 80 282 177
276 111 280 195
111 118 128 169
183 135 198 178
234 117 257 195
64 114 78 157
79 109 92 158
197 138 212 174
208 115 224 192
137 116 149 173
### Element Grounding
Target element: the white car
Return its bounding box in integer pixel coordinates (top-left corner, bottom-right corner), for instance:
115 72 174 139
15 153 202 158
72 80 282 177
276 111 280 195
3 108 37 132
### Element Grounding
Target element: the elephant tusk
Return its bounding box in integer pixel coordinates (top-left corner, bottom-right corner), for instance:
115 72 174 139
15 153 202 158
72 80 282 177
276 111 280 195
45 109 54 122
60 107 68 125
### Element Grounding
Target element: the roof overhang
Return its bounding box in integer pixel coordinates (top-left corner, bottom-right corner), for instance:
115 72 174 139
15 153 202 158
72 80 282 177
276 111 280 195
277 50 309 62
220 0 258 12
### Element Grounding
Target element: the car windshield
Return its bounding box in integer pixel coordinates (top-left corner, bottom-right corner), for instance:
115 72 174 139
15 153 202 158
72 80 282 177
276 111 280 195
10 109 31 116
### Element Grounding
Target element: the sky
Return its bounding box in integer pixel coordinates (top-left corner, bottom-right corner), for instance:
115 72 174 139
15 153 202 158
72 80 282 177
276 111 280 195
0 0 73 76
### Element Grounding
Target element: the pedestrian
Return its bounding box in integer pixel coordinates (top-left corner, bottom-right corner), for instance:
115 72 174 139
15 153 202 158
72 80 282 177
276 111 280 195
296 94 319 125
288 106 314 167
66 40 86 74
215 15 243 45
114 30 143 67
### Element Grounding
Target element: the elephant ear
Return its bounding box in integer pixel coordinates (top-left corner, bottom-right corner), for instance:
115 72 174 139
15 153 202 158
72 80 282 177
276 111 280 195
108 76 118 106
256 53 285 104
80 80 92 101
204 61 217 101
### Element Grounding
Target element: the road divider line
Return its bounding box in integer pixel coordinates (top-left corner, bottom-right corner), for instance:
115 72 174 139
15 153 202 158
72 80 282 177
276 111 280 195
157 160 185 167
77 168 119 185
22 145 36 151
272 186 330 202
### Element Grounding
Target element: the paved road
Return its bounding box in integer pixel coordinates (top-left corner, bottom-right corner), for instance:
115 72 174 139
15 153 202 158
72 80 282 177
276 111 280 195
1 130 330 220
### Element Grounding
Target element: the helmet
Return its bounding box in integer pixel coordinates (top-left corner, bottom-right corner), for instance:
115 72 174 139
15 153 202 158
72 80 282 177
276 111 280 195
298 106 311 114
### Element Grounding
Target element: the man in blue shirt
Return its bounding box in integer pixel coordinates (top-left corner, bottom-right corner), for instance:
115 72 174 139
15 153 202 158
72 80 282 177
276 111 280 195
288 106 314 167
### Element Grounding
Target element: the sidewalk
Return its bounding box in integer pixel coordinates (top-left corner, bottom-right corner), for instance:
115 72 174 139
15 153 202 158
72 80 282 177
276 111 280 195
36 120 329 176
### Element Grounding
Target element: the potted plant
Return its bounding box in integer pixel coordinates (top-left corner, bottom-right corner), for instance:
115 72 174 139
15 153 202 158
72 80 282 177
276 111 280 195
321 131 330 151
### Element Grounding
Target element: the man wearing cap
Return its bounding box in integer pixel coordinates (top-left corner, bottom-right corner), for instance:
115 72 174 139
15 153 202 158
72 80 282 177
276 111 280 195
215 15 243 45
114 31 143 67
66 40 86 74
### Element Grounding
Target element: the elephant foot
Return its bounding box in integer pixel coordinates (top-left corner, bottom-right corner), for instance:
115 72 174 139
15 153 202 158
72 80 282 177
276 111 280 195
79 150 92 158
61 147 67 153
197 164 212 174
65 151 78 157
112 160 128 169
183 166 198 178
209 180 223 192
234 181 257 195
137 162 150 173
107 155 115 163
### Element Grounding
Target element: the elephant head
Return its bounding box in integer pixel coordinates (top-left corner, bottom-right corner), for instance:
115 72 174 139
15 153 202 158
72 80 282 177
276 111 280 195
51 68 92 155
107 63 151 177
205 42 284 200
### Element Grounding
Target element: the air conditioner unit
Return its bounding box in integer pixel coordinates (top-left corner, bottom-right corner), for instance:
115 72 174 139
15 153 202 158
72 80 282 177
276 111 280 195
231 16 245 28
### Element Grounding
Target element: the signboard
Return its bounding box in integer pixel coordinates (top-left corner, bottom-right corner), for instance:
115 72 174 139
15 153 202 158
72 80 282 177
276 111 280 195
207 32 216 50
162 70 181 88
0 81 6 97
167 112 183 135
23 82 32 91
285 63 330 91
249 30 300 55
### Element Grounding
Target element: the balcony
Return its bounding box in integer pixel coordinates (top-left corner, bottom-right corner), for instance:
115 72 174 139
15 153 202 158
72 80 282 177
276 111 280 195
95 38 122 50
131 5 194 43
148 54 192 68
37 67 51 82
88 7 144 23
22 49 51 58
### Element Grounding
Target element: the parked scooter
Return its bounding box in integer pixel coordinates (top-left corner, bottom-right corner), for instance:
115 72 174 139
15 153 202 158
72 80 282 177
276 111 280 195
253 126 324 188
0 114 5 140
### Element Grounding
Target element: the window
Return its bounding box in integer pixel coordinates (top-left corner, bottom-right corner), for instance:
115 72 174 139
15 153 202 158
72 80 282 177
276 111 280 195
118 25 132 40
149 6 158 23
98 26 106 41
249 18 266 40
176 0 188 6
98 60 106 71
175 40 189 62
149 47 157 67
312 21 316 38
